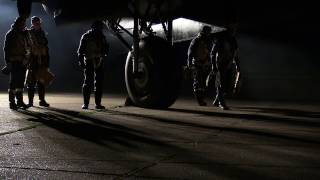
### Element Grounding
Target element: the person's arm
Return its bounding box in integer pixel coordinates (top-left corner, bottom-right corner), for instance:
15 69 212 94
187 38 198 67
3 31 13 65
77 34 88 68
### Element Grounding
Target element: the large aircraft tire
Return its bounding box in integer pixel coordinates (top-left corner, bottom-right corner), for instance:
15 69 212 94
125 36 182 109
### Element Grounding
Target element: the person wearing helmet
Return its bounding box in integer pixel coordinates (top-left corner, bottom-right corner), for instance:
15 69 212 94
77 20 109 109
25 16 50 107
3 17 30 110
187 25 213 106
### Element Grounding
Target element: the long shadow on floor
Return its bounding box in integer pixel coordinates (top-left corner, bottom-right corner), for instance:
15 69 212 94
17 107 320 179
164 106 320 128
235 106 320 119
20 108 164 151
41 106 320 145
93 107 320 145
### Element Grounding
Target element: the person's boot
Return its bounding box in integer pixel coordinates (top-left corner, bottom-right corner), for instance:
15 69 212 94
39 100 50 107
82 87 90 109
195 92 207 106
9 90 17 110
27 87 35 107
16 91 28 110
212 94 219 107
216 92 229 110
218 103 229 110
38 83 50 107
94 91 105 109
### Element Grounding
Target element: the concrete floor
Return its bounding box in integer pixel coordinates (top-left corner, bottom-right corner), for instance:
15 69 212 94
0 93 319 179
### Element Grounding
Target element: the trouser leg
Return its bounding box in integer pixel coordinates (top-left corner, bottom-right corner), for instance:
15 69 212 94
193 66 207 106
218 71 227 106
94 66 104 106
9 64 17 109
215 70 229 110
38 82 49 107
82 67 94 109
94 66 105 109
38 82 45 101
82 86 91 106
11 63 27 109
27 81 36 106
16 89 28 109
8 89 17 110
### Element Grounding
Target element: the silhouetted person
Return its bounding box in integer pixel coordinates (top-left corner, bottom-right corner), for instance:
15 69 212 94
211 28 240 110
3 17 30 110
77 20 109 109
26 16 50 107
187 25 213 106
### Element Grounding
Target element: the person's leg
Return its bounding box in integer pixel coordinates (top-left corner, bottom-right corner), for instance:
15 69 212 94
217 70 229 110
26 72 36 107
94 66 105 109
8 64 17 110
82 65 94 109
8 89 17 110
193 66 207 106
38 82 49 107
15 64 28 109
212 88 219 107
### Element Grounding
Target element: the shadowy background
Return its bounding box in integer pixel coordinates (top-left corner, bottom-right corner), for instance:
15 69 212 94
0 1 319 102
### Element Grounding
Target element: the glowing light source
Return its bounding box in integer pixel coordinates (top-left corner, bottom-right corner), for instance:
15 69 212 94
119 18 225 42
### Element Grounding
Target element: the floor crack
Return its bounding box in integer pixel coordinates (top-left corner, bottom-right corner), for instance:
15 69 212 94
0 166 120 177
114 154 177 180
0 124 41 136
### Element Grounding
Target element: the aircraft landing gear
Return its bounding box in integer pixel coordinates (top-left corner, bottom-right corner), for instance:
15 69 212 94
125 36 182 108
108 8 182 108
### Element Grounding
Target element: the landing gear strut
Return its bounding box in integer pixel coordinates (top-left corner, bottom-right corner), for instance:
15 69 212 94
17 0 32 18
